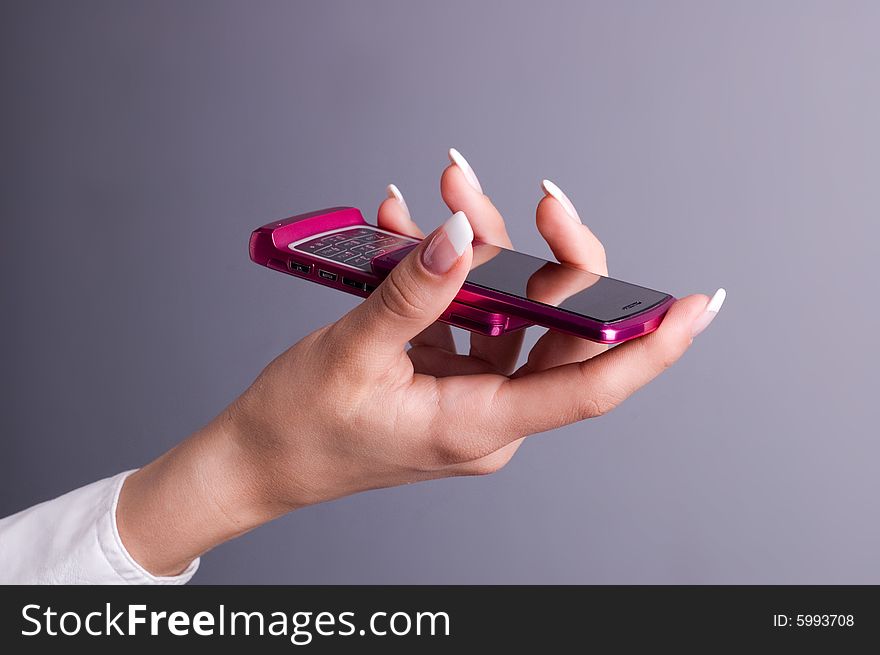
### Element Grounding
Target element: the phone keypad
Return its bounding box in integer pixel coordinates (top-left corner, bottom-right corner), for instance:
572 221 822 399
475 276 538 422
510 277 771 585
291 228 416 270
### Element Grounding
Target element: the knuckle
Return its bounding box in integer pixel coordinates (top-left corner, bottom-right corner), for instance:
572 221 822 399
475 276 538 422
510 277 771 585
658 348 678 371
466 456 505 477
432 438 470 467
576 367 625 418
431 429 485 467
587 390 623 418
652 332 689 372
577 397 602 420
322 323 369 370
377 272 424 321
467 445 518 476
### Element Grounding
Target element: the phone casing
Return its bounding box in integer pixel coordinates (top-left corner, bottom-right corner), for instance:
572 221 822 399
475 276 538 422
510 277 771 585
373 244 674 344
249 207 532 336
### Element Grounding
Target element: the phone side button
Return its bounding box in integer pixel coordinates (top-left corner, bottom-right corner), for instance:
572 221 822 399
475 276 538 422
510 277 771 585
342 276 367 291
449 313 501 336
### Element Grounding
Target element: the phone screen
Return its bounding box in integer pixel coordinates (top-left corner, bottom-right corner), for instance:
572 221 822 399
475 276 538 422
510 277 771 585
466 243 670 323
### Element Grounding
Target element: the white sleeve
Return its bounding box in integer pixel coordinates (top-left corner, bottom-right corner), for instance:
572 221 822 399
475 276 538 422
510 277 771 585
0 471 199 585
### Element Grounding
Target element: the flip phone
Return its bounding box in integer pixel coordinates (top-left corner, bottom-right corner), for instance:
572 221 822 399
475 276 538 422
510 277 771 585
250 207 674 343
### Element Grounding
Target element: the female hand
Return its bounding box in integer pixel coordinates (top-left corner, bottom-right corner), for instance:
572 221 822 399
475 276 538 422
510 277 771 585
118 150 725 576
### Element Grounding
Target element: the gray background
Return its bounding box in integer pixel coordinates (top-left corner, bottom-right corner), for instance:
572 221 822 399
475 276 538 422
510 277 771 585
1 0 877 583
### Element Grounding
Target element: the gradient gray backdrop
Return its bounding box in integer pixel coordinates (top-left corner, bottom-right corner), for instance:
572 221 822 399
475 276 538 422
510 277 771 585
2 1 878 583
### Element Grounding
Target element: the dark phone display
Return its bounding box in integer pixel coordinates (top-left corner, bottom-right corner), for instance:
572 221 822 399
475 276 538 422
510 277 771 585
466 244 670 323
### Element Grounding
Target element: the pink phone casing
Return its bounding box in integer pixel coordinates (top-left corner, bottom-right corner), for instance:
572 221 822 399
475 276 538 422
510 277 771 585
374 245 675 345
249 207 532 336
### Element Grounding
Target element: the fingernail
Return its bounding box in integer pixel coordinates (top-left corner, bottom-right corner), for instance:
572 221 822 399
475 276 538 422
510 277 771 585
386 183 411 221
541 178 582 223
691 288 727 337
448 148 484 194
422 210 473 274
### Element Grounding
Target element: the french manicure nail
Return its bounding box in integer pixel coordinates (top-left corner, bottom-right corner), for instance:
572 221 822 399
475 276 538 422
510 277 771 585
448 148 484 194
422 210 474 274
541 179 582 223
691 288 727 337
386 183 411 221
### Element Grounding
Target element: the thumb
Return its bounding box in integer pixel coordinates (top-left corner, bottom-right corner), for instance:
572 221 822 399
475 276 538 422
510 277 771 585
342 210 473 354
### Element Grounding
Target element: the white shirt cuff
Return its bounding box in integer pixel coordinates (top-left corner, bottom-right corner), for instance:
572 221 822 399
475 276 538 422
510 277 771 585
0 470 200 584
97 470 200 584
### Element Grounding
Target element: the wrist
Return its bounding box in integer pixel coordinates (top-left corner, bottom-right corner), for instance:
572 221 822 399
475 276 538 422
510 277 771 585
115 410 285 577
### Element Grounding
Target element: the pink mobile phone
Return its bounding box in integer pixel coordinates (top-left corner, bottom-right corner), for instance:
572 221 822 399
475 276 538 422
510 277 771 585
250 207 675 344
249 207 532 336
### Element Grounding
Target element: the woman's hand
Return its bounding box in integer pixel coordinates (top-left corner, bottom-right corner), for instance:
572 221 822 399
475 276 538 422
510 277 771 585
117 149 725 576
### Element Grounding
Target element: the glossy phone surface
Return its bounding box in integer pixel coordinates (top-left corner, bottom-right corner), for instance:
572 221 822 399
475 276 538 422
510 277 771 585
373 242 675 344
249 207 532 336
